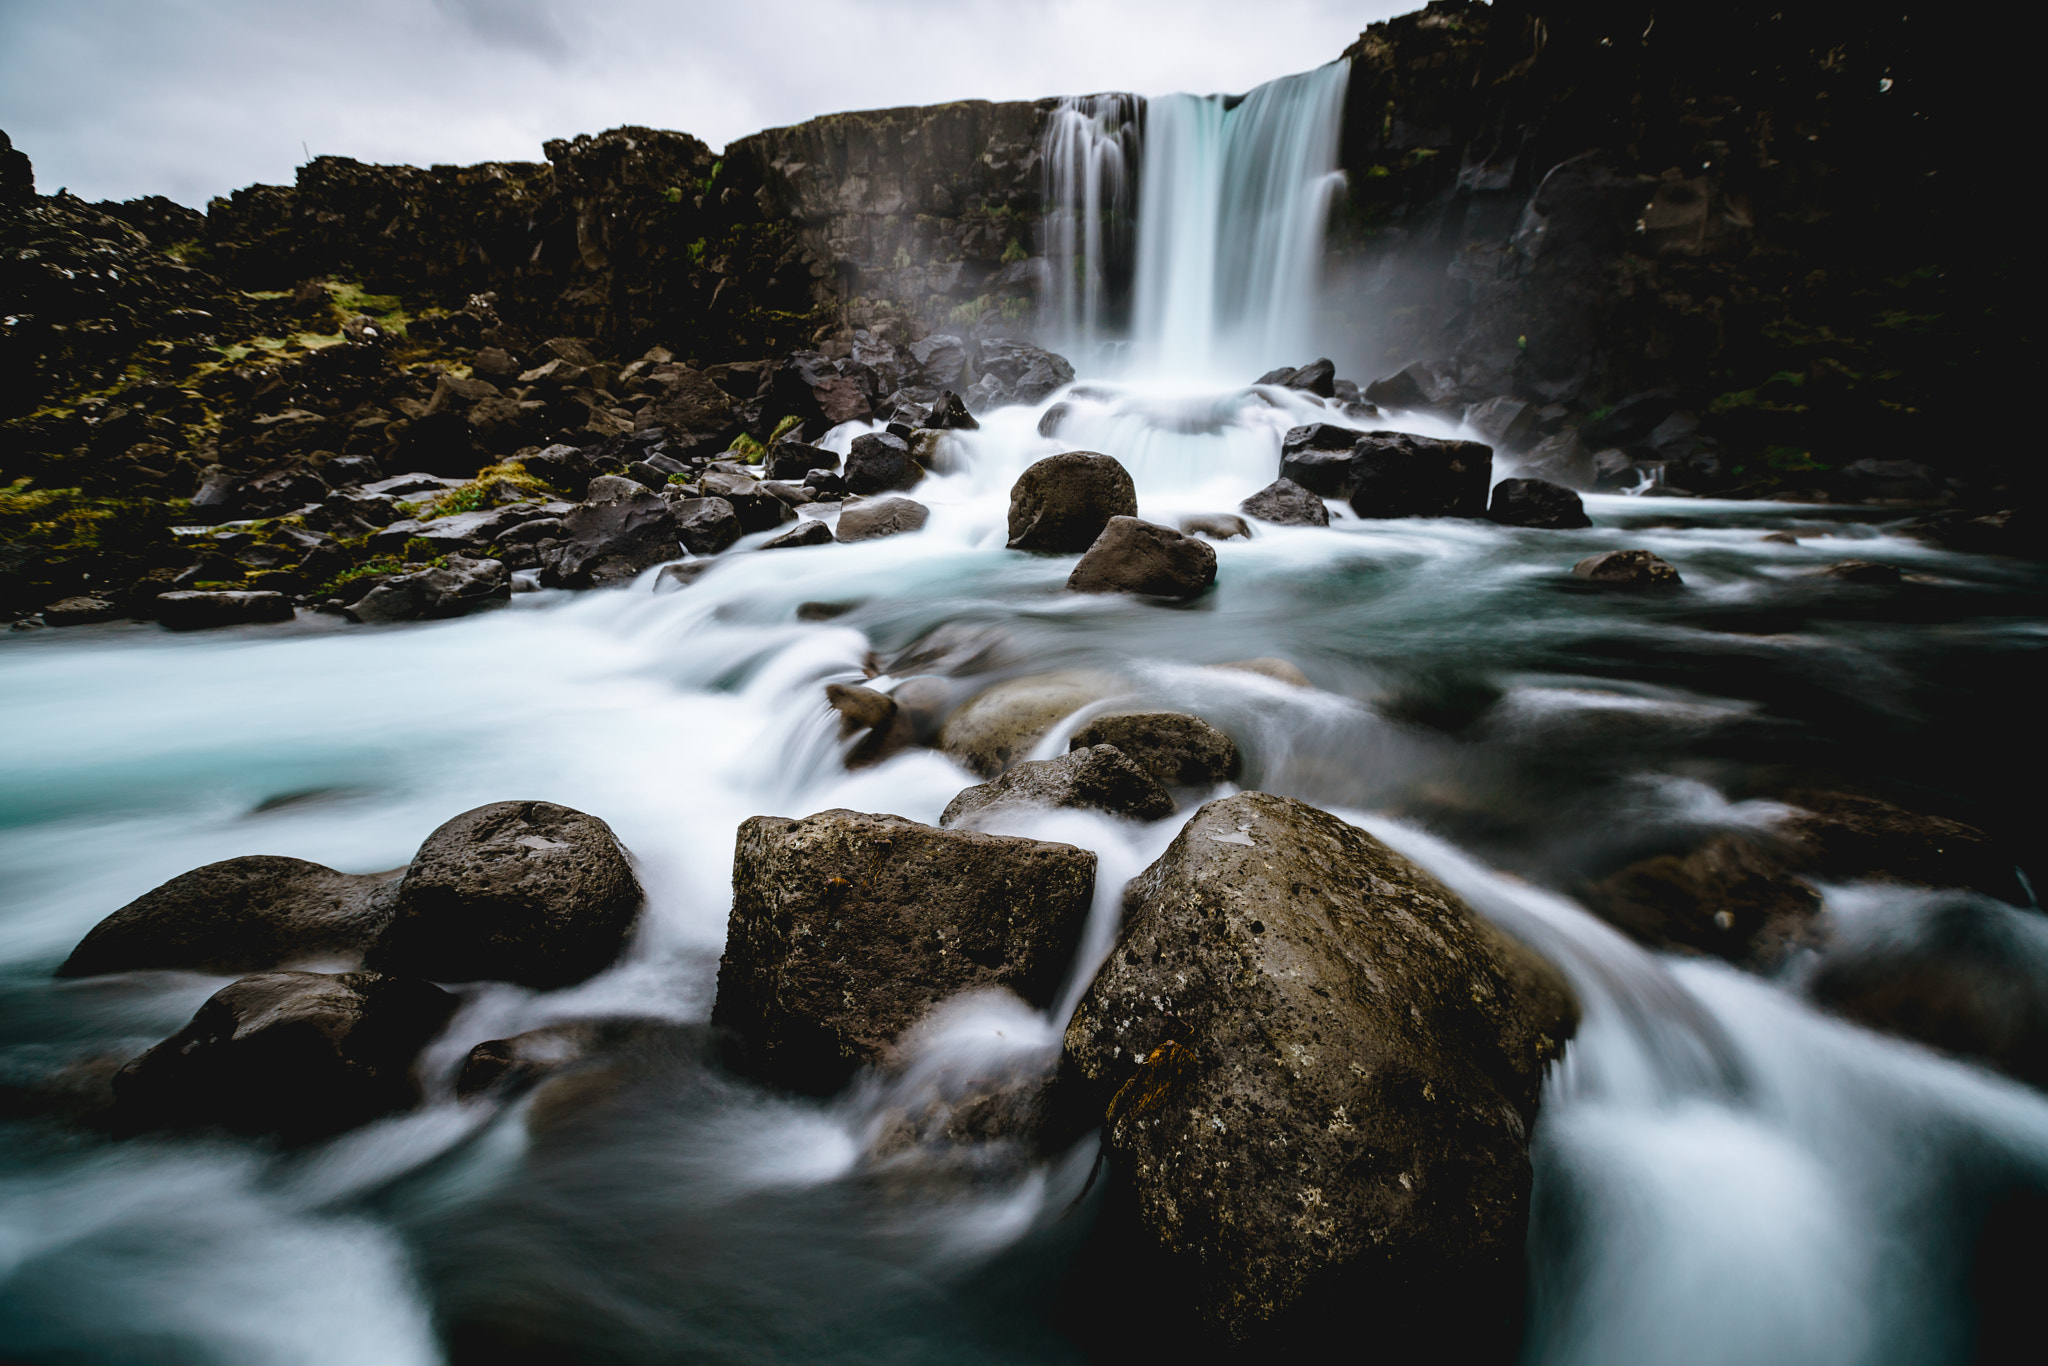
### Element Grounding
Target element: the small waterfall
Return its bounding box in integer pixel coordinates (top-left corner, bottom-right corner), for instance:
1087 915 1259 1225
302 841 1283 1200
1039 94 1140 367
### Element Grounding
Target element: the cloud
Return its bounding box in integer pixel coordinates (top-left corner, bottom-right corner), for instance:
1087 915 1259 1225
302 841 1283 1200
0 0 1413 205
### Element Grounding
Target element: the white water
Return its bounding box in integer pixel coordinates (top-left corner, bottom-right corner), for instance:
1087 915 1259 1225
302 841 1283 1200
1040 93 1139 368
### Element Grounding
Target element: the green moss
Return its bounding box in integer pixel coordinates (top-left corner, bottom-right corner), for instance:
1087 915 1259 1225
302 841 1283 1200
662 185 684 205
728 433 766 465
768 415 803 446
1000 238 1027 266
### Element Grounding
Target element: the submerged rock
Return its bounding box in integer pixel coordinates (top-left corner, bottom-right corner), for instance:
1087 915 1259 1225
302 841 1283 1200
939 670 1122 777
835 496 929 542
712 810 1096 1093
1066 517 1217 598
1239 477 1330 527
1068 711 1241 788
1179 513 1250 541
940 744 1175 828
155 590 294 631
455 1017 692 1100
1572 548 1682 585
1062 793 1576 1343
1006 451 1137 553
1487 476 1592 529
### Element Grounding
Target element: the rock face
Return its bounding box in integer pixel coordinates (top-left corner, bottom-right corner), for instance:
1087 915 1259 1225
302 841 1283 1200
1239 478 1330 527
1062 793 1577 1342
58 855 399 978
843 432 923 495
1005 451 1137 553
712 810 1096 1094
834 495 929 542
939 670 1120 777
542 475 679 587
1067 518 1217 598
351 555 509 623
1486 476 1592 529
111 971 455 1142
367 801 644 989
1347 434 1492 519
155 590 294 631
1068 711 1241 788
939 745 1175 828
1572 548 1682 585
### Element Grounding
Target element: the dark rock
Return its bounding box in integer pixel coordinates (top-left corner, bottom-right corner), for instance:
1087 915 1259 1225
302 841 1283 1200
366 801 645 989
1179 513 1250 540
1571 548 1682 586
1281 357 1337 397
928 391 980 431
652 561 715 593
1487 477 1592 529
455 1017 689 1100
1466 396 1537 453
1036 403 1069 438
825 681 922 768
910 335 969 390
1348 434 1492 519
41 596 120 626
541 475 679 587
155 590 295 631
762 518 835 550
1904 508 2045 559
1363 361 1447 410
802 469 847 500
351 556 509 624
1061 793 1576 1342
112 971 456 1142
1821 559 1903 585
1278 423 1361 496
796 600 856 621
844 432 922 495
701 470 798 533
964 341 1075 412
835 496 929 542
1779 791 2022 904
624 461 670 491
1067 712 1241 788
940 744 1175 828
1581 390 1681 449
518 444 616 500
1517 431 1598 490
1240 478 1330 527
1067 518 1217 599
58 856 399 978
711 809 1096 1094
1006 451 1138 553
763 440 839 482
670 497 742 556
1583 834 1824 967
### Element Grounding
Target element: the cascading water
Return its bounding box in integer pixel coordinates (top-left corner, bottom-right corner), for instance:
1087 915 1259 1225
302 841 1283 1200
1039 94 1140 368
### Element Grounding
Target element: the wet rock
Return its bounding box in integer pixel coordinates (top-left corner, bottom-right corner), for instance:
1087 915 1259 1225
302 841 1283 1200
940 744 1175 828
41 596 120 626
1212 657 1313 688
1006 451 1138 553
112 971 456 1142
59 856 400 978
1821 559 1903 585
1363 361 1450 411
763 518 834 550
1904 508 2045 559
351 556 509 624
835 496 929 542
1515 431 1598 490
939 670 1122 777
1180 513 1250 540
963 341 1074 412
927 390 980 431
712 809 1096 1094
802 469 847 500
455 1017 690 1100
541 475 680 588
1487 477 1592 529
1066 517 1217 599
1061 793 1577 1342
763 440 839 482
1466 396 1537 453
1348 433 1492 519
155 590 295 631
1571 548 1682 586
652 561 714 592
1068 711 1240 788
1582 834 1824 966
1779 791 2022 904
670 496 742 555
878 621 1020 679
366 801 644 989
1240 478 1330 526
701 470 798 533
843 432 923 495
1279 424 1362 497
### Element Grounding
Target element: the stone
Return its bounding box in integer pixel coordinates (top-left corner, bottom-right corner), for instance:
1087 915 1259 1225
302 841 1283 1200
701 470 798 533
843 432 923 495
1582 834 1824 966
366 801 644 989
1212 658 1313 688
974 340 1076 407
541 475 680 588
1466 396 1536 452
940 744 1176 829
1239 478 1330 527
927 390 980 431
112 971 456 1142
1068 712 1240 788
455 1017 693 1101
1487 477 1592 529
1006 451 1138 553
58 856 400 978
1278 424 1361 494
1571 548 1682 586
1517 431 1598 490
1363 361 1443 410
938 670 1121 777
670 497 742 556
711 809 1096 1094
155 590 294 631
802 469 847 500
1778 791 2022 904
763 440 839 482
1348 434 1492 519
351 556 509 623
652 561 715 593
762 518 835 550
835 496 929 542
1066 518 1217 599
1821 559 1903 585
1179 513 1250 540
41 596 120 626
1061 792 1577 1342
1280 357 1337 397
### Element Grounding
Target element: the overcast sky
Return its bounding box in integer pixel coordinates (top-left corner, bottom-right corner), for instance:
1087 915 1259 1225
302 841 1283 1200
0 0 1414 207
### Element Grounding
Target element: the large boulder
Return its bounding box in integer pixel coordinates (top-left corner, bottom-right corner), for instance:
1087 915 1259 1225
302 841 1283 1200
1486 477 1592 529
366 801 644 989
835 496 929 542
111 971 456 1142
1068 711 1241 788
711 810 1097 1093
1278 424 1362 497
670 496 742 555
58 856 399 978
1062 793 1577 1342
155 590 294 631
1347 434 1492 519
939 670 1122 777
763 440 839 482
1006 451 1138 552
351 556 509 624
940 745 1174 829
963 340 1075 412
1067 518 1217 599
1239 478 1330 527
843 432 923 495
541 475 679 588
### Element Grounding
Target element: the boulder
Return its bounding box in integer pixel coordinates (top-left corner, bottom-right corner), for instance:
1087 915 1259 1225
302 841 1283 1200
1278 424 1363 497
964 341 1075 412
835 496 929 542
1179 513 1250 540
1282 358 1336 397
1348 434 1492 519
1466 396 1537 453
653 561 715 592
1572 548 1682 586
42 596 120 626
927 390 980 431
1006 451 1138 553
763 440 839 482
670 497 742 556
1239 478 1330 527
58 856 399 978
542 475 680 588
1061 793 1577 1342
155 590 294 631
940 744 1175 829
351 556 509 624
1778 791 2022 904
940 670 1122 777
701 470 798 533
1820 559 1903 585
711 810 1096 1094
1363 361 1445 410
1068 711 1240 788
1582 834 1824 966
843 432 922 495
802 469 847 500
762 519 835 550
1516 431 1598 490
111 971 456 1142
366 801 644 989
1487 477 1592 529
1067 518 1217 598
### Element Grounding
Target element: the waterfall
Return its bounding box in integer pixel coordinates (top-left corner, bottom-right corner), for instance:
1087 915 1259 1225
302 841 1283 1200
1039 94 1140 367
